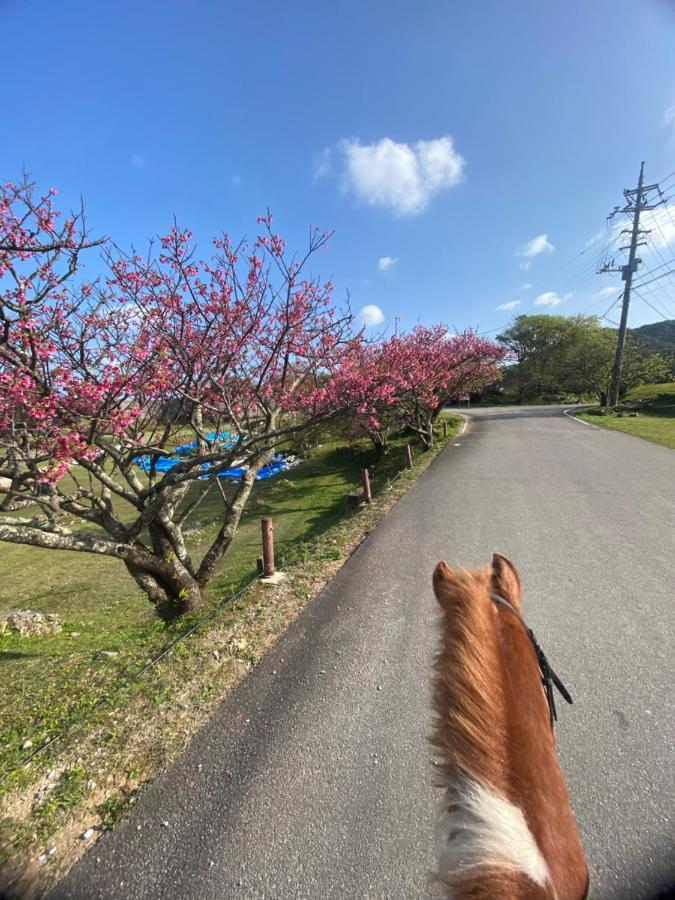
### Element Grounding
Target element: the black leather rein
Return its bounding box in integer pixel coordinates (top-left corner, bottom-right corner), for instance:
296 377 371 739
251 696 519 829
490 592 573 728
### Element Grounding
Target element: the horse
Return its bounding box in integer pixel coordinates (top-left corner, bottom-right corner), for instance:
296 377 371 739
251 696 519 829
431 553 589 899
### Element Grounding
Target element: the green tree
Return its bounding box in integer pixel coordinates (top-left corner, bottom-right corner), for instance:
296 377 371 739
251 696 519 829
498 314 671 404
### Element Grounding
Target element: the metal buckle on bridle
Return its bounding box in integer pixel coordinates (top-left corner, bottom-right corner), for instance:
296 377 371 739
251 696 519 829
490 592 573 727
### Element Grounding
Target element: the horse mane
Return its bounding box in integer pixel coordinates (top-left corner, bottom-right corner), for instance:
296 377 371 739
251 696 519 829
431 562 510 795
431 556 589 899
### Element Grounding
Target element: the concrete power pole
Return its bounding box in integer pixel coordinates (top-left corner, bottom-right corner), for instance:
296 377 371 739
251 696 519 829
607 162 645 409
600 162 663 408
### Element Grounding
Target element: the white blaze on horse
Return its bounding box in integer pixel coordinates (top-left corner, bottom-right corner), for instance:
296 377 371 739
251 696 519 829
431 553 589 899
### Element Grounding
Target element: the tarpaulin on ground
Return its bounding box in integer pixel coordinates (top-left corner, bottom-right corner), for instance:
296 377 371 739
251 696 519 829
133 452 296 481
173 432 237 455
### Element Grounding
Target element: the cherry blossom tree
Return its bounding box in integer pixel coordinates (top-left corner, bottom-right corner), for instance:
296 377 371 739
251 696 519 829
338 326 504 453
390 326 505 448
0 179 355 619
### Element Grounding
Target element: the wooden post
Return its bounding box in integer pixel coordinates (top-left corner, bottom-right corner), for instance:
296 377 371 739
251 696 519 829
360 468 372 503
405 444 413 469
261 517 275 577
443 421 448 438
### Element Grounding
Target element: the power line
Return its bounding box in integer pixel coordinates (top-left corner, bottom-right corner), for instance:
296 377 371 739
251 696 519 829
477 232 621 335
633 290 672 321
657 169 675 190
633 267 675 289
634 278 675 318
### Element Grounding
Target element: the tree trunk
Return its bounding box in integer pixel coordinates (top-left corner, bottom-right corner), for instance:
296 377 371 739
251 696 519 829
124 553 205 622
372 433 388 457
196 464 260 587
419 420 434 451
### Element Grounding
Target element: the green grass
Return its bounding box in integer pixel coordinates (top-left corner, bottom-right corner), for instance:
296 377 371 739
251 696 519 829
0 421 459 794
575 382 675 449
623 381 675 404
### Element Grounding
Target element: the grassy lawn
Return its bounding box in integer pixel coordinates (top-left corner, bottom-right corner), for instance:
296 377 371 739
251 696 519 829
0 419 460 796
0 417 462 894
574 382 675 449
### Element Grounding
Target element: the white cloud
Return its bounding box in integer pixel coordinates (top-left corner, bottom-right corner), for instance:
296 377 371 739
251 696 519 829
358 304 386 327
516 234 554 269
520 283 532 291
313 147 332 182
377 256 398 272
341 136 465 216
131 153 145 168
534 291 563 307
595 286 618 299
496 301 521 311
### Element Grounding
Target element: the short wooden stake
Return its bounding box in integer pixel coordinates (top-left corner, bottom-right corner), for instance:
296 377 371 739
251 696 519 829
443 421 448 438
261 517 275 577
361 468 372 503
405 444 413 469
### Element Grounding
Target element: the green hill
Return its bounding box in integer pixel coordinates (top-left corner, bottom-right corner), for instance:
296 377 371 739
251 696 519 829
631 319 675 358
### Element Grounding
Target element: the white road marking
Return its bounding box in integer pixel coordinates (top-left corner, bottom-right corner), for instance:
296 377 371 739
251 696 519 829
563 408 600 429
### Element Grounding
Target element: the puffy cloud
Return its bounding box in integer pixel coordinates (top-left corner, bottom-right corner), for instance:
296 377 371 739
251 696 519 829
341 136 465 216
496 301 521 311
534 291 563 307
358 304 386 327
517 234 554 270
377 256 398 272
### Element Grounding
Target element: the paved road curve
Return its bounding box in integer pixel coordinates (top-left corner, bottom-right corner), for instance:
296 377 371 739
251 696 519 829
49 407 674 900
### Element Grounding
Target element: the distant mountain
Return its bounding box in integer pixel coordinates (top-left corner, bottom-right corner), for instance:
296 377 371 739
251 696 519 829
631 319 675 357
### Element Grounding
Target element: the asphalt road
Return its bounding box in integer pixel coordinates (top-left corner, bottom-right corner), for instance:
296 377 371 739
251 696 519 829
48 406 674 900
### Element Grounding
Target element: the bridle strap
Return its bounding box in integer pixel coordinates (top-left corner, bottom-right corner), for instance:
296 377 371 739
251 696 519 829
490 592 573 728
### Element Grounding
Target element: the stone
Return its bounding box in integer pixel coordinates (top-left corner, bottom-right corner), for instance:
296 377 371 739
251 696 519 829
0 610 62 637
81 828 95 841
259 571 287 586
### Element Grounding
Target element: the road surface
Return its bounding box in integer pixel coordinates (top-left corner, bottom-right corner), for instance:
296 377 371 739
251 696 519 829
49 406 674 900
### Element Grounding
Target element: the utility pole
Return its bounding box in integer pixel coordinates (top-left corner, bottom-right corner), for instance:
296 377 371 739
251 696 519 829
599 162 662 407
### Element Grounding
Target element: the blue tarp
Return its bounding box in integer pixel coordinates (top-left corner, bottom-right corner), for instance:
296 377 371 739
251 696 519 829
199 455 291 482
132 456 184 473
174 432 236 455
133 452 292 481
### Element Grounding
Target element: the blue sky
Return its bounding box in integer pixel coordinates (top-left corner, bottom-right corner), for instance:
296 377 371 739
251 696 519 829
2 0 675 333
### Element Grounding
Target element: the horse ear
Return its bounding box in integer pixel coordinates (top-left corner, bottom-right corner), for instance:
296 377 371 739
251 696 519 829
491 553 522 609
432 561 455 610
